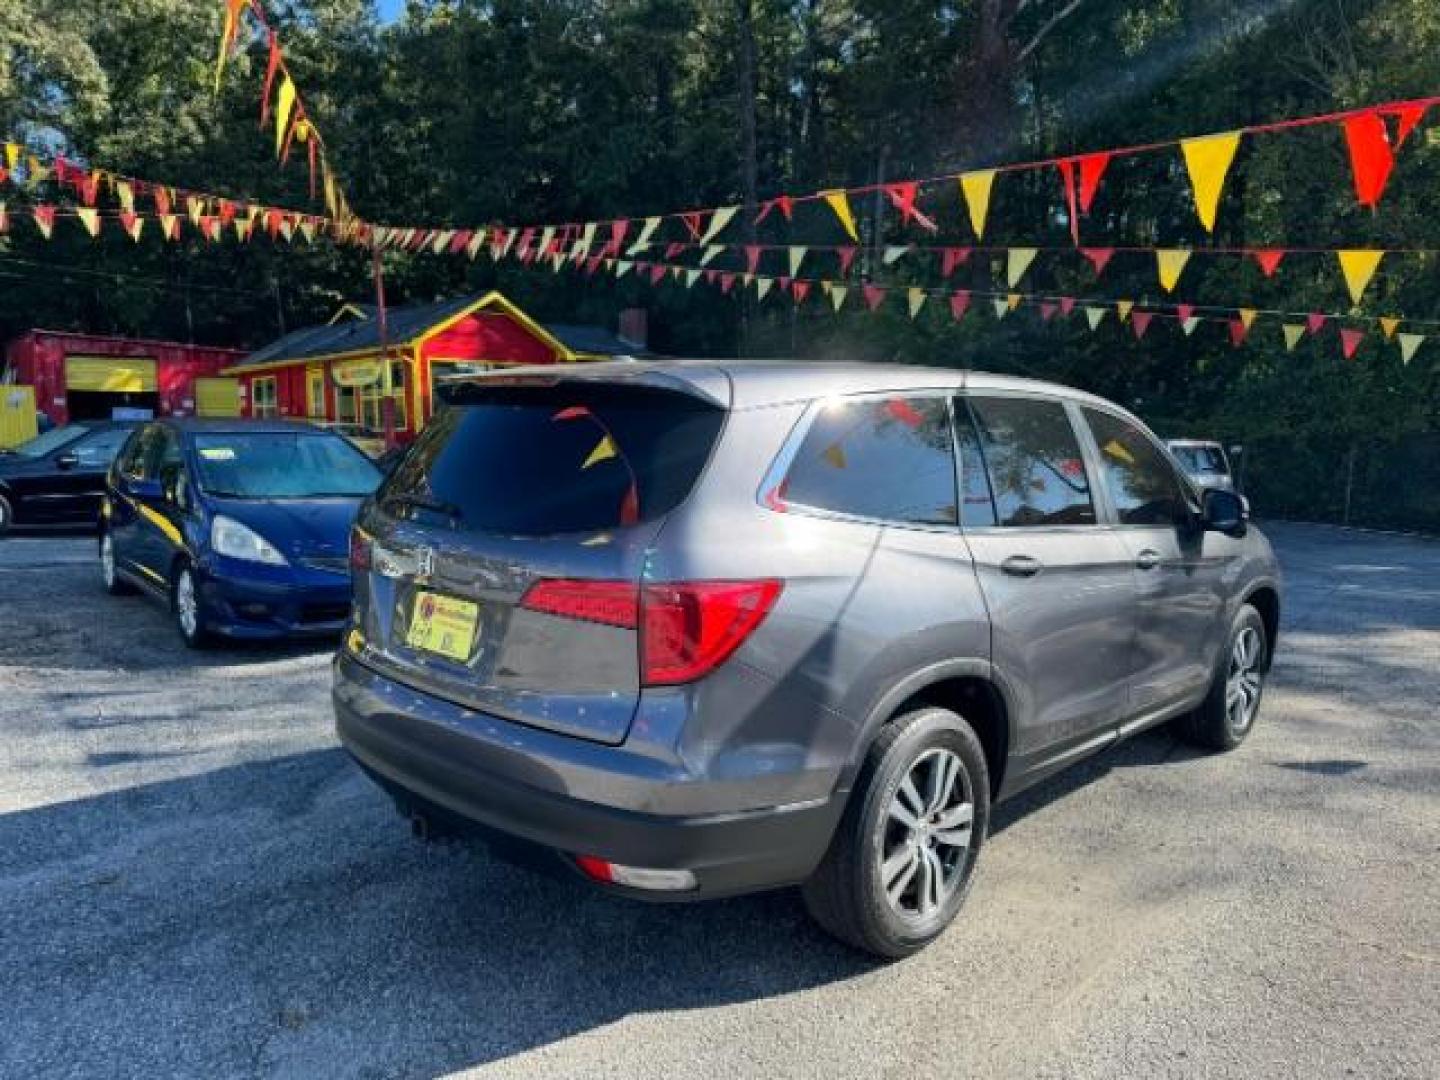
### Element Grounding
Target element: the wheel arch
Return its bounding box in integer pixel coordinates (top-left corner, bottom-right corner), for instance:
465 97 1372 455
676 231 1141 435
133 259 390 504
848 660 1016 801
1241 582 1281 670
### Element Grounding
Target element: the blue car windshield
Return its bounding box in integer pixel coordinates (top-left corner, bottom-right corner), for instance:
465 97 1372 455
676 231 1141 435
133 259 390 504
192 433 381 499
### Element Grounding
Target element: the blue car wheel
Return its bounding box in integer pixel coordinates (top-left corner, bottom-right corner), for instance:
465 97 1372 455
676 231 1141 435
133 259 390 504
172 561 217 650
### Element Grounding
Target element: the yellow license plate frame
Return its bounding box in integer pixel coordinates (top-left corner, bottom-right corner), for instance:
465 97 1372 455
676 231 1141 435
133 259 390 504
405 590 480 662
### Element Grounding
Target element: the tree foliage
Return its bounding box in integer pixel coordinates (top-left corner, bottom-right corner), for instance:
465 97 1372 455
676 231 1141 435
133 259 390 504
0 0 1437 525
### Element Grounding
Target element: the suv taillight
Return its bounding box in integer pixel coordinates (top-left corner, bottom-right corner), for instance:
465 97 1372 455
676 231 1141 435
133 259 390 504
519 578 783 686
349 527 372 572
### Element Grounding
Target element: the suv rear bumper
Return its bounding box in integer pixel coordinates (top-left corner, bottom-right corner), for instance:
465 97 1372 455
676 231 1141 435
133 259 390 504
333 653 845 900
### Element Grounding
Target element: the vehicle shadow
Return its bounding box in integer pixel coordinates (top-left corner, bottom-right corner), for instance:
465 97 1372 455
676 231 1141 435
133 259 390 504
0 748 878 1078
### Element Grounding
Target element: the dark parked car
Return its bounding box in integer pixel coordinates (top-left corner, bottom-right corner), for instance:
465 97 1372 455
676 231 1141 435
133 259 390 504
101 418 382 647
0 421 140 532
333 362 1281 957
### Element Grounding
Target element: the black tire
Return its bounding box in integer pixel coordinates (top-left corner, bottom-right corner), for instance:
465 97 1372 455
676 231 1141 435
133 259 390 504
171 560 216 650
0 492 13 534
1175 603 1269 751
803 707 990 959
99 531 137 596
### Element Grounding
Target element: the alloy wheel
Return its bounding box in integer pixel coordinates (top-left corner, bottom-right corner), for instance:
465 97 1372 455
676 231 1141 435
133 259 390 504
880 747 974 919
1226 625 1264 735
176 569 199 639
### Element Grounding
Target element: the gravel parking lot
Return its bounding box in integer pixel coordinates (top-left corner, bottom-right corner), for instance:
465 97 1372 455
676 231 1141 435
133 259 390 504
0 522 1435 1079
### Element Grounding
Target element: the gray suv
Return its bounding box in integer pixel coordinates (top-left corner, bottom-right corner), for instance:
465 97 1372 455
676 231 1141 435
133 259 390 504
334 362 1280 957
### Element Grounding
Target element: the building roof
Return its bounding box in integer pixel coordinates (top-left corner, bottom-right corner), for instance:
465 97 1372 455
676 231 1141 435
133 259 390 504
228 292 642 372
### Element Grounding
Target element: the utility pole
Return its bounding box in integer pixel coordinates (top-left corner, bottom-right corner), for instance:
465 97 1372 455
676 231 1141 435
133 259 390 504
372 245 396 451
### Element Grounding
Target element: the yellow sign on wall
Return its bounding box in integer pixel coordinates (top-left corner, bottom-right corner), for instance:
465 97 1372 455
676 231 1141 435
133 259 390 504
64 356 157 393
1 385 39 449
331 358 383 388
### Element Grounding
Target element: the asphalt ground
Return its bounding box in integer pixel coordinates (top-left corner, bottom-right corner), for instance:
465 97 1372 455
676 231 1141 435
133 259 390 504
0 522 1435 1079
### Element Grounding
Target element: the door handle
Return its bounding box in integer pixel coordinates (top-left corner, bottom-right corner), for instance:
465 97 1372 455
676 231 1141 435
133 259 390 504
1135 548 1161 570
1000 555 1043 578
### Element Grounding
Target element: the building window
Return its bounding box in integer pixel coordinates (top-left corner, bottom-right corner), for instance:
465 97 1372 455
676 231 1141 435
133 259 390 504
307 369 327 419
360 361 408 432
252 376 278 419
335 383 358 424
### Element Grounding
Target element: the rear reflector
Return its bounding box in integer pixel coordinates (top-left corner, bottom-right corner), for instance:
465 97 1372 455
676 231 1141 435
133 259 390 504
574 856 697 892
519 578 783 686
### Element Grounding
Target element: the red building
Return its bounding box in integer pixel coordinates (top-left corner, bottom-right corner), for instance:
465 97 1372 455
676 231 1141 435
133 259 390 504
3 330 245 426
222 291 645 442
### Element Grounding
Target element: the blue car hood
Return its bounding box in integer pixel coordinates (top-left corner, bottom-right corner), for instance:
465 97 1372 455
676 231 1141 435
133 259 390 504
209 498 364 560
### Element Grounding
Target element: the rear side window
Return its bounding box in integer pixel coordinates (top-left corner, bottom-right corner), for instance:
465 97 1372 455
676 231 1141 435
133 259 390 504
773 396 957 526
966 396 1096 527
381 384 724 534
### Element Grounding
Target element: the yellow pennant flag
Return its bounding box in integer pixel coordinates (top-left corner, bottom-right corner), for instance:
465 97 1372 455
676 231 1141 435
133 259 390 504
582 435 617 470
1006 247 1037 287
1104 438 1136 465
233 218 251 242
908 288 927 319
1116 299 1135 324
274 76 297 156
701 206 738 244
882 246 908 266
1085 306 1107 330
699 244 724 266
1181 316 1201 336
1397 333 1425 363
1180 131 1242 233
538 225 556 255
1282 324 1306 351
627 216 660 255
822 190 859 242
4 143 18 171
828 284 848 313
0 203 7 233
432 229 455 254
823 443 847 469
615 260 633 278
467 230 485 260
76 208 100 238
187 196 205 228
685 269 701 288
1379 316 1401 340
1156 249 1191 292
298 219 315 244
756 276 774 300
1239 307 1258 330
1337 250 1384 305
959 170 996 239
279 218 293 242
788 247 807 277
1007 292 1022 312
159 214 179 241
991 298 1010 320
27 157 50 188
116 181 134 213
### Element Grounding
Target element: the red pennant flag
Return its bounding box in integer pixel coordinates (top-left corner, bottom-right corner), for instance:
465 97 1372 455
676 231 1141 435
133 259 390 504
154 187 171 215
755 195 794 224
703 268 717 285
884 399 925 428
1059 296 1076 318
941 247 972 277
680 211 703 240
1132 311 1154 339
1307 311 1327 335
884 182 938 232
744 245 762 274
863 285 887 312
31 205 56 238
584 256 602 276
1039 301 1058 322
1228 318 1250 347
663 242 685 260
259 33 281 126
777 276 791 292
836 246 857 275
1252 249 1285 277
649 264 666 285
218 200 237 225
1340 327 1364 359
1077 152 1111 213
265 209 281 239
1389 102 1429 147
1176 303 1195 323
1081 247 1115 275
119 211 139 239
720 273 736 294
607 219 630 258
449 230 472 254
1343 110 1395 209
79 173 99 206
793 281 812 304
950 291 972 320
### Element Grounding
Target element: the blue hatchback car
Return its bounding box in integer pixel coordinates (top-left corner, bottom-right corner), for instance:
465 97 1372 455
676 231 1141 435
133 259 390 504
101 418 382 647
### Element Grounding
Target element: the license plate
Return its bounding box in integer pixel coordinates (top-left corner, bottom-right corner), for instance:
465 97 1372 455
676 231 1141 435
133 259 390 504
405 591 480 662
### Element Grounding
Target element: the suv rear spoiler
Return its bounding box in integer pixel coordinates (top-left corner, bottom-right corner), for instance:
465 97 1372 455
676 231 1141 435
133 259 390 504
435 363 732 410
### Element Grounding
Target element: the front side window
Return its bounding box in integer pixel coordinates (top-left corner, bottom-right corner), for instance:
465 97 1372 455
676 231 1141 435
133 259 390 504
192 433 381 500
966 396 1096 527
1085 409 1193 526
72 427 133 467
773 396 957 526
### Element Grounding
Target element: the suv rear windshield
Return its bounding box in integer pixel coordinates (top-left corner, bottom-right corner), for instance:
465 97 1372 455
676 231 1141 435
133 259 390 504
380 383 724 534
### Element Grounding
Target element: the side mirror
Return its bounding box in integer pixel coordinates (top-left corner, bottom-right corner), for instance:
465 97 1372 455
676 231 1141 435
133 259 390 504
55 451 79 470
1202 488 1247 538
